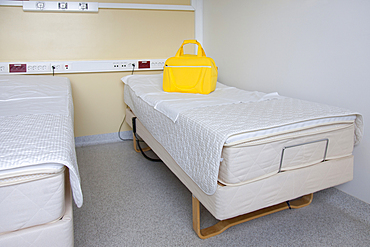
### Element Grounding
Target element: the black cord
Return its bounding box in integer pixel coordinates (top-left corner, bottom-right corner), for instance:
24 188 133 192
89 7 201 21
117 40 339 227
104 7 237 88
117 109 145 144
118 63 135 139
131 63 135 75
52 66 55 76
132 117 162 162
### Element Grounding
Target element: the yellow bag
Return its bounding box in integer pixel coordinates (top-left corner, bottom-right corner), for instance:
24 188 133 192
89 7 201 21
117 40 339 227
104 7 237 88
163 40 217 94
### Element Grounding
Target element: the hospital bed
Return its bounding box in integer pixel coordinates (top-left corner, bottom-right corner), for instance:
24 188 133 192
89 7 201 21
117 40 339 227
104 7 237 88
0 75 83 246
122 74 363 239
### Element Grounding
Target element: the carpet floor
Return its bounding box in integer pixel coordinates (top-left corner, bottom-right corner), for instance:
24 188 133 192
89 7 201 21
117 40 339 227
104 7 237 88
73 141 370 246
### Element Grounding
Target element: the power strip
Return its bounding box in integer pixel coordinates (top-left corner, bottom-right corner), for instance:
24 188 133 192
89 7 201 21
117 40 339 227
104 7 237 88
0 59 166 74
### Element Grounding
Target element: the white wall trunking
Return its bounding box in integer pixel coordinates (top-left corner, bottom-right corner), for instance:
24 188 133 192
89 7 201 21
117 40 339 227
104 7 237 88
0 59 166 75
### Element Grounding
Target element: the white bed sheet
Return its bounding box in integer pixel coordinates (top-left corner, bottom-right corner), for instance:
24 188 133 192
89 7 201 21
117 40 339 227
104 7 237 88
123 74 363 196
0 75 69 116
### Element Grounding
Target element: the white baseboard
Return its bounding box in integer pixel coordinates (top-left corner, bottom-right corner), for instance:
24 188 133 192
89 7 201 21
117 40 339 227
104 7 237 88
75 131 132 147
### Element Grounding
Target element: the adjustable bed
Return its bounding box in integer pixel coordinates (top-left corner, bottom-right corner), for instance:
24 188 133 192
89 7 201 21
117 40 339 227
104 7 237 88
122 74 363 238
0 75 83 246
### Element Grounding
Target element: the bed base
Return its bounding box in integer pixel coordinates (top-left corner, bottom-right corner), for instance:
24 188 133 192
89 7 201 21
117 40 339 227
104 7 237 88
134 128 315 239
192 193 313 239
125 108 347 239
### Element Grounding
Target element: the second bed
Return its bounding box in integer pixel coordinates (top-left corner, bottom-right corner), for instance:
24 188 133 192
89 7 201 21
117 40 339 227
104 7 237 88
122 74 362 238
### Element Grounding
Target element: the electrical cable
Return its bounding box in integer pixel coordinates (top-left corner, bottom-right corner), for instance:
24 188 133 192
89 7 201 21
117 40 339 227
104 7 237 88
118 64 159 162
116 107 153 145
132 117 162 162
117 111 129 141
131 63 135 75
117 106 140 142
52 66 55 76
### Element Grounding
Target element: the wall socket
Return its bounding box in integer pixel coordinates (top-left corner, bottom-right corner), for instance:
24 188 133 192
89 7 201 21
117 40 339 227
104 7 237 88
113 61 136 70
27 63 51 73
0 65 6 73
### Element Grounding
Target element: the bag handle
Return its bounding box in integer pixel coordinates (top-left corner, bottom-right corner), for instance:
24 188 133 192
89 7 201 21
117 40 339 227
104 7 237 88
175 40 206 58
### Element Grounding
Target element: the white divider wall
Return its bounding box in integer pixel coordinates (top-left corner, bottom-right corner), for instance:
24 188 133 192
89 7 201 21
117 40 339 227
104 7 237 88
203 0 370 204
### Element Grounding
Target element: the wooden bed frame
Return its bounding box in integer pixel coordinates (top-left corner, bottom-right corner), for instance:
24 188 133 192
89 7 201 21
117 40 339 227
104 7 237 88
192 194 313 239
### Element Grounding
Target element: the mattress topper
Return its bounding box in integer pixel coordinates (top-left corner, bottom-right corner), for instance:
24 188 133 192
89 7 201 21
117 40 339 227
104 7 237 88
124 74 363 196
0 75 83 208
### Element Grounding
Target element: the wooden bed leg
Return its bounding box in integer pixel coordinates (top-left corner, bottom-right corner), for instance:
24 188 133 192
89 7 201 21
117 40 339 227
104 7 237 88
192 193 313 239
133 133 151 153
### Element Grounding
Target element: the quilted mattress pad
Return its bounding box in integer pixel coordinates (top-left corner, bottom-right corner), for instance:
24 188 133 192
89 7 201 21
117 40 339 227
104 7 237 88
0 75 83 208
123 74 363 195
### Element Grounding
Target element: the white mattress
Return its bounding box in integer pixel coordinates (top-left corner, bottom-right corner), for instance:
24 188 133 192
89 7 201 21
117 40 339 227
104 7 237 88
219 122 354 185
0 75 83 208
0 172 74 247
0 167 66 234
125 108 354 220
123 74 363 195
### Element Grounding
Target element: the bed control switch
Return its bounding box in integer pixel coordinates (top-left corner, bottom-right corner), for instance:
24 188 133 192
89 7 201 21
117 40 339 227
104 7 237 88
9 64 27 73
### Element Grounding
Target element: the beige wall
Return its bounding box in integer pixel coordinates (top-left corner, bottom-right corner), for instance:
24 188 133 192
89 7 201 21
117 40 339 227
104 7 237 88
0 1 194 137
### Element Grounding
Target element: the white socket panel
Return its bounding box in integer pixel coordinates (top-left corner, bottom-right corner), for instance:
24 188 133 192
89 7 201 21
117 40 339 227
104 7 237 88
0 59 166 74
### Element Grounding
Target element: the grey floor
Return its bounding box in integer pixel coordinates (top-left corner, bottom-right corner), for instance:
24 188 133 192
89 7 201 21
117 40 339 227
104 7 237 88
73 141 370 247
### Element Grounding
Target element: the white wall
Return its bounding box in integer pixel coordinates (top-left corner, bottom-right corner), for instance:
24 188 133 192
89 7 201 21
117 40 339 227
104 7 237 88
203 0 370 203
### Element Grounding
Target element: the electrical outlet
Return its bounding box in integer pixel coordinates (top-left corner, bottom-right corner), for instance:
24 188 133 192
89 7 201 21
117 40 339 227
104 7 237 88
79 2 88 10
0 65 6 73
27 63 50 73
124 62 136 69
113 62 136 70
51 64 65 72
151 61 165 69
58 2 68 10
